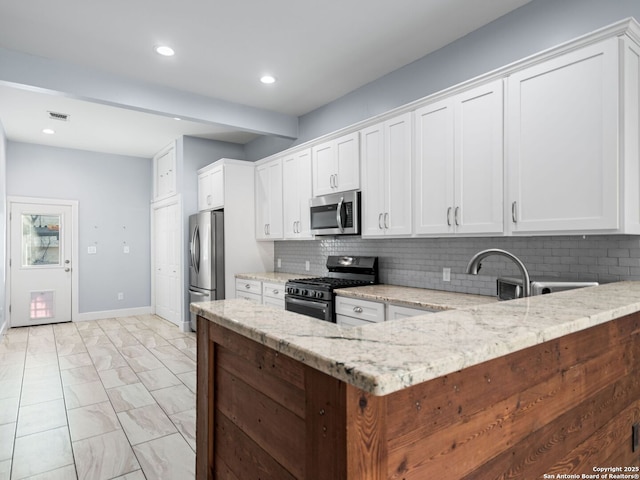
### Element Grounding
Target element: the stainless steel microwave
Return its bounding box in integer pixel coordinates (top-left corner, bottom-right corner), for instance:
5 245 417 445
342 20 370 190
309 190 360 235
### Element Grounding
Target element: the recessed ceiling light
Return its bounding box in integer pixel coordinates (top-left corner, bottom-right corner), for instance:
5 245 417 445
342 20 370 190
260 75 276 84
173 117 181 121
155 45 175 57
42 128 55 135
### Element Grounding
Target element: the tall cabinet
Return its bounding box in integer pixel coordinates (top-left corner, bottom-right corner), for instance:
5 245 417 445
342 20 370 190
283 149 313 239
414 79 503 236
255 159 284 240
506 37 619 234
360 112 413 237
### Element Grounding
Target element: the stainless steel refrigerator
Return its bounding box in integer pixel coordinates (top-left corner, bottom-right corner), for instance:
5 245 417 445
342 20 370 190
188 210 224 331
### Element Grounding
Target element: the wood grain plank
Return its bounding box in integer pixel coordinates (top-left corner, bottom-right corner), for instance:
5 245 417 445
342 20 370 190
216 364 305 478
196 316 215 480
209 322 304 389
345 385 388 480
305 365 347 480
215 411 297 480
217 343 305 419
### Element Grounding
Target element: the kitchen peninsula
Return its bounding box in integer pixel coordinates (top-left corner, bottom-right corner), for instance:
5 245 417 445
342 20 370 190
193 282 640 479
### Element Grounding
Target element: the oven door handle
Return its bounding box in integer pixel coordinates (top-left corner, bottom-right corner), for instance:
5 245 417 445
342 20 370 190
286 296 327 310
336 196 345 233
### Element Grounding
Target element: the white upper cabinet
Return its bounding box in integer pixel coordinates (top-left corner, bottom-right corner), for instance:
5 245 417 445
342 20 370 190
255 158 283 240
414 79 504 236
507 38 619 234
198 163 224 211
312 132 360 196
361 112 413 237
153 142 177 200
283 149 313 239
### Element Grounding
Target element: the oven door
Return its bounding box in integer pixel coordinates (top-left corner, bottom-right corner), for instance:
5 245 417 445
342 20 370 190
285 296 334 322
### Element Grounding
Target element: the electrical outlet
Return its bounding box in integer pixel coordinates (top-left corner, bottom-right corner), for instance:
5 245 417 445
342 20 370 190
123 245 130 254
117 292 124 300
88 246 97 255
277 258 281 268
305 260 310 271
443 267 451 282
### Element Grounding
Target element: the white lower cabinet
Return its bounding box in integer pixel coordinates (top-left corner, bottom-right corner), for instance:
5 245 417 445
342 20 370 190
335 296 384 326
235 279 262 303
235 278 286 309
387 304 435 321
336 296 436 326
262 282 285 309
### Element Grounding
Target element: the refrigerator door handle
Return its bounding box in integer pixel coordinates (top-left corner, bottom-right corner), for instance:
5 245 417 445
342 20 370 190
190 224 200 274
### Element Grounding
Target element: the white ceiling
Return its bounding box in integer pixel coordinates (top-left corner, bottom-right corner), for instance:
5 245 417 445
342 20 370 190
0 0 533 158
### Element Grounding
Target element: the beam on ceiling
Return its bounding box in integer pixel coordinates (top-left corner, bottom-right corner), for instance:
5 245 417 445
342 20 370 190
0 47 298 140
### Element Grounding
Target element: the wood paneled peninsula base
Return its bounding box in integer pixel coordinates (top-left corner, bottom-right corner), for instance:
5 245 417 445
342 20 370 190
193 282 640 479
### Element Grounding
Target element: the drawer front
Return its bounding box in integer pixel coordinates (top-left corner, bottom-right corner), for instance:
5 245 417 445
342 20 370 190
335 296 384 323
262 282 285 300
235 278 262 295
337 314 375 327
236 290 262 303
262 296 285 309
387 304 435 321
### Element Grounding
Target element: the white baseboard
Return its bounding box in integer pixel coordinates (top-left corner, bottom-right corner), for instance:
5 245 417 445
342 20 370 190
75 306 154 322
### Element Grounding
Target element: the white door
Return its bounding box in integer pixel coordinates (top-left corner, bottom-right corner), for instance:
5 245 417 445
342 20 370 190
154 202 180 325
10 202 73 326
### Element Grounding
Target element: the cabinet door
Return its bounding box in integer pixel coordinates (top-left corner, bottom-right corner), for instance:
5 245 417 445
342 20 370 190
361 113 412 237
360 123 386 237
454 80 503 235
385 113 413 236
414 98 455 235
283 150 313 239
154 202 181 325
255 159 283 240
154 143 176 200
312 142 335 196
507 38 619 233
334 132 360 193
197 166 224 211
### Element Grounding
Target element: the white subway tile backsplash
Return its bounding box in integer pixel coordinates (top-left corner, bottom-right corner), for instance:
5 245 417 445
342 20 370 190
274 235 639 297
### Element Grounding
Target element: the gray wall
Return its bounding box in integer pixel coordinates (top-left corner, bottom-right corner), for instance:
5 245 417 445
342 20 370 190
245 0 640 160
0 122 6 334
6 142 152 314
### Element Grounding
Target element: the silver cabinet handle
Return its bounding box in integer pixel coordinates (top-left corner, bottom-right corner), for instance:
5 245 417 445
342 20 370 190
384 212 389 229
378 213 383 229
454 206 460 226
207 194 212 205
447 207 452 226
273 289 279 295
353 306 363 313
264 224 267 235
245 284 251 289
329 174 335 188
334 174 338 189
512 201 518 223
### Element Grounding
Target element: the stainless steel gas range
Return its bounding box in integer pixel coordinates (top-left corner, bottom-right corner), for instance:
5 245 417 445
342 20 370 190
284 256 378 323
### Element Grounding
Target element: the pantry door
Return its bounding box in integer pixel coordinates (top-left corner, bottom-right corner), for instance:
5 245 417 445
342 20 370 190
10 201 75 326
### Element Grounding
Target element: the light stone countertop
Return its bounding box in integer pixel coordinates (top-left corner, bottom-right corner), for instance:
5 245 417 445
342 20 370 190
192 281 640 396
235 272 314 284
335 284 497 310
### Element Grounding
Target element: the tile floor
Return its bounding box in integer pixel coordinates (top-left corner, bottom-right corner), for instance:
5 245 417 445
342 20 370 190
0 315 197 480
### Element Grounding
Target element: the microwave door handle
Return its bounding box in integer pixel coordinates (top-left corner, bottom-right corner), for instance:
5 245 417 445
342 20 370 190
336 196 345 233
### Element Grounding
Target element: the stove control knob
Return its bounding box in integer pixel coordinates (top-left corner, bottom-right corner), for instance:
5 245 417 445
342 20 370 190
315 291 324 299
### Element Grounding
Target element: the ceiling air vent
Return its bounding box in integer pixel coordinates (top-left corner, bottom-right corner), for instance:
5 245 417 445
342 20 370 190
47 111 70 122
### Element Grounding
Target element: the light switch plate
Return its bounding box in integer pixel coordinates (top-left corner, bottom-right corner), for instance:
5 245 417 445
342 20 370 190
443 267 451 282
